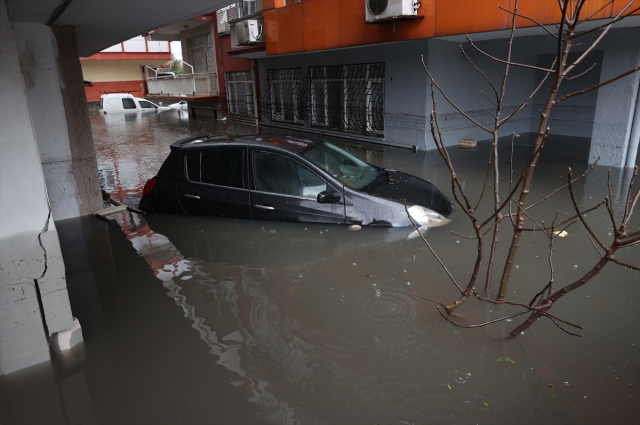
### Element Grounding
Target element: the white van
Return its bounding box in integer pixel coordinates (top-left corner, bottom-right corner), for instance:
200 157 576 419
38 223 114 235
99 93 171 114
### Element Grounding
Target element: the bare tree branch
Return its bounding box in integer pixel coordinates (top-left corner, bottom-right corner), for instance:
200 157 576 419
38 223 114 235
404 199 464 295
498 4 559 38
610 257 640 271
466 36 556 73
499 58 557 126
460 45 499 100
568 168 608 249
422 56 493 133
526 158 600 211
556 66 640 105
565 62 596 80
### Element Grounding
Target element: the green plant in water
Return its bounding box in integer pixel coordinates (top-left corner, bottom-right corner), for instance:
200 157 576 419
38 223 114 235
496 357 516 364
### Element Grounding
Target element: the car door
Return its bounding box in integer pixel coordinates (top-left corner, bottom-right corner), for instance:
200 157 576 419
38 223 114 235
249 149 344 224
137 99 158 113
177 146 251 219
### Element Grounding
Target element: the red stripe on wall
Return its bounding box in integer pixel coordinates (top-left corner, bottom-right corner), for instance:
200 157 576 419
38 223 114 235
84 80 146 102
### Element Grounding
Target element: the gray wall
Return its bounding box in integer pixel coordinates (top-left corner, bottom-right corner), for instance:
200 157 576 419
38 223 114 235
258 26 640 166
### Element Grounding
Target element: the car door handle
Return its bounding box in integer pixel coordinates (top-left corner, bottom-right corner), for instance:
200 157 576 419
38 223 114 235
254 204 274 211
184 194 200 200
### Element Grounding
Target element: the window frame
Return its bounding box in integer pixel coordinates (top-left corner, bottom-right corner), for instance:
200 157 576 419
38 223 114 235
251 150 329 201
122 98 137 110
183 147 247 191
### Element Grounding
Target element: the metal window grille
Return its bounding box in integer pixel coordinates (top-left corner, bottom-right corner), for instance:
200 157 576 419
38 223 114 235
263 68 305 124
307 63 384 135
186 34 217 94
225 71 255 118
263 63 384 136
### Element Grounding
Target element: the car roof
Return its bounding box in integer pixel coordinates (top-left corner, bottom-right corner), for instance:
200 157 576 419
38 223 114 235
170 134 326 154
101 93 134 98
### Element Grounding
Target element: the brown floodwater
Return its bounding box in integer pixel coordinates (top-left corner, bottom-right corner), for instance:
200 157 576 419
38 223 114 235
1 109 638 425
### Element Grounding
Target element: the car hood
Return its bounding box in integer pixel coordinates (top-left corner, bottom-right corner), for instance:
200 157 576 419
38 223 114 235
358 170 452 217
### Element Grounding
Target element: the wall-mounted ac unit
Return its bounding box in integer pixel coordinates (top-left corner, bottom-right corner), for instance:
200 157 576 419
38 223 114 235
217 9 229 33
236 20 260 45
365 0 420 22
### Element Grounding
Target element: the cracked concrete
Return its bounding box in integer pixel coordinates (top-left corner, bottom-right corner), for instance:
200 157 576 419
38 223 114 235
0 0 74 375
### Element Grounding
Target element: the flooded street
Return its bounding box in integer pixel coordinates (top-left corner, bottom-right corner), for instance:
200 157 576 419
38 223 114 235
2 109 639 425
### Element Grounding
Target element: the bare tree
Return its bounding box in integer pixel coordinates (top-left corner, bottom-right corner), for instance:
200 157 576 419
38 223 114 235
412 0 640 337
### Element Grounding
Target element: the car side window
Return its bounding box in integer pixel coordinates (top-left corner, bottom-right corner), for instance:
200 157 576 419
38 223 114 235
122 98 137 109
254 151 326 199
186 152 200 182
201 150 243 188
138 100 156 109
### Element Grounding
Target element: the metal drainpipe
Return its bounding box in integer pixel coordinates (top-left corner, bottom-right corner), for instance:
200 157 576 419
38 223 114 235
251 58 260 129
625 80 640 168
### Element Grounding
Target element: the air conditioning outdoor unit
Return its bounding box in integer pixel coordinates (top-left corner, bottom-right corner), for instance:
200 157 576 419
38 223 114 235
236 20 260 45
217 9 229 33
365 0 420 22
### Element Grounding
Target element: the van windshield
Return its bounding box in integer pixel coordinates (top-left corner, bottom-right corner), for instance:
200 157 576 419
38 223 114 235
303 142 381 189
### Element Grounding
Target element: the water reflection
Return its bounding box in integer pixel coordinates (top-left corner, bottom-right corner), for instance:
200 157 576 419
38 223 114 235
6 112 631 425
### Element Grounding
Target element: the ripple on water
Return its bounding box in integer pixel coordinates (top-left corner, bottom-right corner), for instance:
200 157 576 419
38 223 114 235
375 323 432 358
360 289 416 323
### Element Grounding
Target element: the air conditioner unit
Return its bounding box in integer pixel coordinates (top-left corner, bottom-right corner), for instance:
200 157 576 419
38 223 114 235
365 0 420 22
217 10 229 33
236 20 260 45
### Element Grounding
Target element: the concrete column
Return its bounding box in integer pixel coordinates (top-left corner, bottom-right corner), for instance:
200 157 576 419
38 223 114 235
0 0 75 375
12 23 103 220
589 28 640 167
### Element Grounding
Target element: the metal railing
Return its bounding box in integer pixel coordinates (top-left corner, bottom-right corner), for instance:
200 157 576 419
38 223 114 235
147 73 219 97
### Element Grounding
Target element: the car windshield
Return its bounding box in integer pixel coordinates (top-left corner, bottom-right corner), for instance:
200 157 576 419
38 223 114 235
303 142 381 189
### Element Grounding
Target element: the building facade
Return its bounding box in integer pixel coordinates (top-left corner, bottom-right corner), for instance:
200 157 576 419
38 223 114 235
248 0 640 168
80 36 172 102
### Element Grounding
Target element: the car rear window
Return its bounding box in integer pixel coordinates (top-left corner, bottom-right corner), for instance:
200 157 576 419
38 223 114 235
186 153 200 182
122 98 137 109
186 150 243 189
201 150 243 188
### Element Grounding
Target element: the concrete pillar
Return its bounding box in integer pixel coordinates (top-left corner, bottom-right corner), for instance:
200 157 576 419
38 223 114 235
589 28 640 167
0 0 77 375
12 23 103 220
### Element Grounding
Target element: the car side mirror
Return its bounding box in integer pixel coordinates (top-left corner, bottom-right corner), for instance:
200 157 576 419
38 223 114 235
317 191 341 204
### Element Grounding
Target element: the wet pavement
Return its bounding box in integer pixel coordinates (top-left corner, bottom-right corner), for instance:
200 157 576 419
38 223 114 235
1 109 639 424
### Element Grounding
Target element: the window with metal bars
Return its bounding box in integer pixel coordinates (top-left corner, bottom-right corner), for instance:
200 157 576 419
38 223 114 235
264 68 305 124
186 34 214 74
225 71 255 118
307 63 384 135
263 63 384 136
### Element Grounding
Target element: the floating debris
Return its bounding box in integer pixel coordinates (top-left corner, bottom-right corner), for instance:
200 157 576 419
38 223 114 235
553 230 568 237
348 225 362 231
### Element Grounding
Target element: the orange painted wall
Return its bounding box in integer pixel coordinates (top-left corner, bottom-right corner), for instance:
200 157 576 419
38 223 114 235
84 80 146 102
265 0 638 56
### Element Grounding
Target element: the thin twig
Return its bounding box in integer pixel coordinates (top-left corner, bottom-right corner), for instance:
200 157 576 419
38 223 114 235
545 315 583 337
499 58 557 126
586 232 604 257
422 56 493 133
610 257 640 271
564 62 596 80
436 306 530 329
404 199 464 294
498 5 559 38
526 158 600 211
578 0 614 23
460 45 499 100
568 167 608 249
466 36 556 73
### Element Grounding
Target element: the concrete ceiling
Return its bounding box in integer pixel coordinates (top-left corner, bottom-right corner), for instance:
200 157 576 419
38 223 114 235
5 0 235 56
148 18 212 41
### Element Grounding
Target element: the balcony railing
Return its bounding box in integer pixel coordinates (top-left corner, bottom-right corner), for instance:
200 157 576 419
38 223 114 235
147 73 219 97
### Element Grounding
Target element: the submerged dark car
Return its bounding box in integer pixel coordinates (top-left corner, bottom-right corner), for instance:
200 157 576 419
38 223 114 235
139 134 452 227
